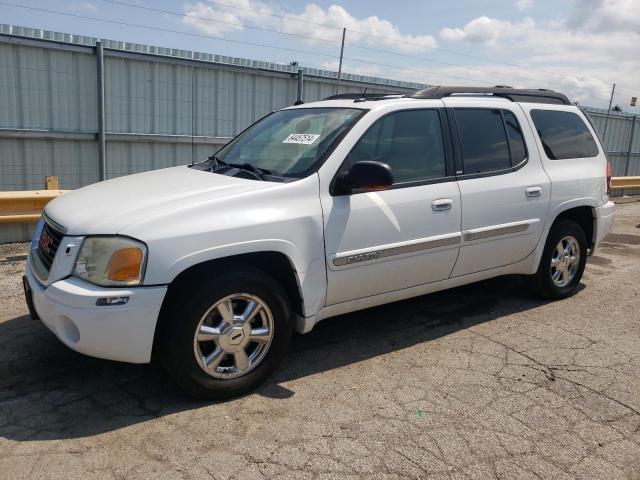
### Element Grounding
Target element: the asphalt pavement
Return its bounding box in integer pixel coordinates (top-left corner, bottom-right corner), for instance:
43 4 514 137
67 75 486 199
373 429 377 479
1 201 639 479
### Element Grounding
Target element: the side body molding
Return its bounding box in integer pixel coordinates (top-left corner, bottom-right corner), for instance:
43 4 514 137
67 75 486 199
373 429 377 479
330 232 462 268
462 219 538 243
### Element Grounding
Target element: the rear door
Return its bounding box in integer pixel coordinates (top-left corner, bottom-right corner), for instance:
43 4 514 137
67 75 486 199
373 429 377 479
444 99 551 276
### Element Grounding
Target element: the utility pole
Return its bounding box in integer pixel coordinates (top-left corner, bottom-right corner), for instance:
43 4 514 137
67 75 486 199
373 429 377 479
295 66 304 105
336 28 346 94
624 115 636 177
96 41 106 181
602 83 616 143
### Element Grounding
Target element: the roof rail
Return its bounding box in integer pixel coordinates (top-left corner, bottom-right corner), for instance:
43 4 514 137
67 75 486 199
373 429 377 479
324 92 404 101
409 86 571 105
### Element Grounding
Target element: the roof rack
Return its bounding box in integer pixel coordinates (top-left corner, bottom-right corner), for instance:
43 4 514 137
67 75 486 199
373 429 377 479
324 92 404 101
408 86 571 105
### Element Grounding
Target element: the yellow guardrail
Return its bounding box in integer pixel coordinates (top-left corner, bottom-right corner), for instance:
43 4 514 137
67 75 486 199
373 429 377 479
611 176 640 190
0 176 68 224
0 175 638 225
0 189 69 224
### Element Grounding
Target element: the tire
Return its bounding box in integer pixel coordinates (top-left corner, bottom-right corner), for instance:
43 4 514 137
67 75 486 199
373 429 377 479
526 219 588 300
159 266 292 399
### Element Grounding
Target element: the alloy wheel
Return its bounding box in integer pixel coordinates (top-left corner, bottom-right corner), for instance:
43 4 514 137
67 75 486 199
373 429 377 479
193 293 274 379
550 235 580 288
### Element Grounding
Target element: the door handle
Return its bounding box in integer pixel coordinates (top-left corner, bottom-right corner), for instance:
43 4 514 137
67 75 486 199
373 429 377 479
525 186 542 197
432 198 453 211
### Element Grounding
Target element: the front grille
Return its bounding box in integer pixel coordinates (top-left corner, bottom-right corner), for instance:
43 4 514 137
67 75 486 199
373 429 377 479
36 219 64 273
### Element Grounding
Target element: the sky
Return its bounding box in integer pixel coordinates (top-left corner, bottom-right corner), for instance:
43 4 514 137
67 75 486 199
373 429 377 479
2 0 639 111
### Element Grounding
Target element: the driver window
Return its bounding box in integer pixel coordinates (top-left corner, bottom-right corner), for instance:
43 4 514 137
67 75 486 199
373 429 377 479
347 109 446 183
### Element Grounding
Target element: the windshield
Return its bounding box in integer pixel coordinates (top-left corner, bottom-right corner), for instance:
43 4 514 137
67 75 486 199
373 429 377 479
214 107 365 178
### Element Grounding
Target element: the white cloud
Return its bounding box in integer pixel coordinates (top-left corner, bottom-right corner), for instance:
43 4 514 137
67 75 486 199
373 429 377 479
180 0 638 109
67 2 99 14
183 0 275 36
515 0 533 10
440 16 535 45
435 1 640 108
281 4 437 53
567 0 640 32
439 11 639 66
183 1 437 52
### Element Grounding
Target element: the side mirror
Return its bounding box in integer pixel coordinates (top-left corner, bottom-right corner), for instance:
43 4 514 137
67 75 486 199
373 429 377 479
334 161 394 195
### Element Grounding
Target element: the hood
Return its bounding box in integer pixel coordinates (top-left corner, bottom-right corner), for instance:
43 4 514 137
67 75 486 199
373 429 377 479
45 166 276 235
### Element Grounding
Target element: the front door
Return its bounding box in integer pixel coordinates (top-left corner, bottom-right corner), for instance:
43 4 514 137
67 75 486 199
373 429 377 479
321 108 462 306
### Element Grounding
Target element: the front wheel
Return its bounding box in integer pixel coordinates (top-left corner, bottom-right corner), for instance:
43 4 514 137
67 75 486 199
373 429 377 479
526 219 588 300
159 267 292 399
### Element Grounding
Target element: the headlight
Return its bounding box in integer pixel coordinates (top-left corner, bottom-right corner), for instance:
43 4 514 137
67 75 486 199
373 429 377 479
74 237 147 287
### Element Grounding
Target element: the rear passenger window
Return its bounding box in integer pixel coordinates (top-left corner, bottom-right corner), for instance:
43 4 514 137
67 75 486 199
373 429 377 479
348 109 446 183
531 110 599 159
454 109 511 174
503 111 527 165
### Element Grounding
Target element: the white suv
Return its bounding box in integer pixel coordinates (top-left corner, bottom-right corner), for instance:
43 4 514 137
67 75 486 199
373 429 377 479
23 86 615 398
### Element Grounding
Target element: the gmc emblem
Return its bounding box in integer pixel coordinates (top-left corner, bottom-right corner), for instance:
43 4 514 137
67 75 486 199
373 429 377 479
39 230 52 255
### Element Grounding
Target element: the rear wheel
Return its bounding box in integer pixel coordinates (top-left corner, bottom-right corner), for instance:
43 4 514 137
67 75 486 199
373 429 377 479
160 267 292 399
526 219 587 300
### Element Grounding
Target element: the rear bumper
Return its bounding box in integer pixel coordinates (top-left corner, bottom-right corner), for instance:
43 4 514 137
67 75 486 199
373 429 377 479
593 201 615 251
25 257 167 364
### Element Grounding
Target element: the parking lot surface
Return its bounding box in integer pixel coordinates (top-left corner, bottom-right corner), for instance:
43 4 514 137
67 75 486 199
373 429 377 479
1 201 639 480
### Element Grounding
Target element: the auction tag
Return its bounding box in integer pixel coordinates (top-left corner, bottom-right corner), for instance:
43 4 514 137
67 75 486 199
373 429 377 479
282 133 320 145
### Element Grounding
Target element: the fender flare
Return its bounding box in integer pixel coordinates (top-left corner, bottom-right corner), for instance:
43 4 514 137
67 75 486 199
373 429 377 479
166 238 307 285
544 197 598 231
530 199 597 273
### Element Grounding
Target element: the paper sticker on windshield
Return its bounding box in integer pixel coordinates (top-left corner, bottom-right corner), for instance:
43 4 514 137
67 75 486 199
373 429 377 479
282 133 320 145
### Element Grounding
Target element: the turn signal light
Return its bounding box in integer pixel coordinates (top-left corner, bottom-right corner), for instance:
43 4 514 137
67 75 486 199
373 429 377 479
106 248 144 282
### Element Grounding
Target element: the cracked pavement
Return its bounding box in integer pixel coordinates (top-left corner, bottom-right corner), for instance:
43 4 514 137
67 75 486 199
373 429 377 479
1 201 639 479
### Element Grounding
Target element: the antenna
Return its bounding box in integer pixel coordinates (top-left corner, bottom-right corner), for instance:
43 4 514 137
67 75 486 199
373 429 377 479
335 27 346 94
190 66 195 166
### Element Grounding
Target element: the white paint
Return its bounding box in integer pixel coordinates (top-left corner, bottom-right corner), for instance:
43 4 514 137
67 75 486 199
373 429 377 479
365 191 401 231
27 94 614 367
26 259 166 363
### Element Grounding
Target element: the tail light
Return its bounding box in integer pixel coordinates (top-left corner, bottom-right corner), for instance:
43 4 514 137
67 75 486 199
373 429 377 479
606 161 612 196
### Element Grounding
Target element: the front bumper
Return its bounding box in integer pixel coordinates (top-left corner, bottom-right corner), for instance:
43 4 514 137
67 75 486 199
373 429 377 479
593 201 615 251
25 256 167 364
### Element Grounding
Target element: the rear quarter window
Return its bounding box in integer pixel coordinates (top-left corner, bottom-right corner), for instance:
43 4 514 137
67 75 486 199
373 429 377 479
530 110 599 160
503 111 527 165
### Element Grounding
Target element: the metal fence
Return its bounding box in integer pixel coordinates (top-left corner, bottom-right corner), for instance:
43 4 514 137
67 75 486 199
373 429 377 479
583 109 640 199
582 107 639 178
0 25 424 242
1 24 638 242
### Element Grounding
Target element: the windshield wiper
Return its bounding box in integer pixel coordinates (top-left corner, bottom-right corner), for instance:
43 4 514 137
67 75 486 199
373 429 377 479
207 154 272 181
207 154 228 171
225 162 272 181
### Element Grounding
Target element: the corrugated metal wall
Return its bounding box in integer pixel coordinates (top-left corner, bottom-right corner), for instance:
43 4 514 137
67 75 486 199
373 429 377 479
0 25 421 242
0 25 420 189
1 24 639 243
584 109 640 176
